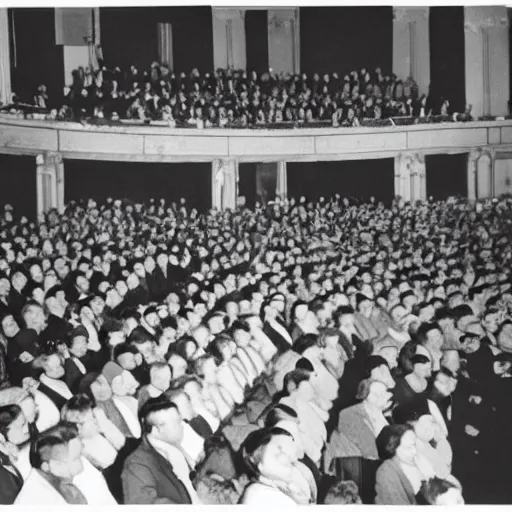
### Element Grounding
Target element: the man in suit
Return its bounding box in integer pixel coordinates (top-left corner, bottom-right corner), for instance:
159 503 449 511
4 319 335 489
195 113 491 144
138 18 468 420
324 379 392 473
121 396 199 504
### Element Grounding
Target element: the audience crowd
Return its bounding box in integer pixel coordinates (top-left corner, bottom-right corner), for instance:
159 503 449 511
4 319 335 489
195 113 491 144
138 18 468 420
0 192 511 505
4 64 474 127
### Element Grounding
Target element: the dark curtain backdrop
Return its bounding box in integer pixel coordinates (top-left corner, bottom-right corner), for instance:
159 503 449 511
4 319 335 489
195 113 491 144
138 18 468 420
429 7 466 113
9 8 64 106
300 7 393 75
426 154 468 200
0 155 37 219
287 159 394 205
245 10 269 74
100 7 214 73
64 160 212 212
238 163 257 209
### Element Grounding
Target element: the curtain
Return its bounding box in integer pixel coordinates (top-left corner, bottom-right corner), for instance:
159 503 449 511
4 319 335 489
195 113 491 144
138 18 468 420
429 7 466 113
0 155 37 219
157 22 173 68
300 7 393 76
245 10 269 74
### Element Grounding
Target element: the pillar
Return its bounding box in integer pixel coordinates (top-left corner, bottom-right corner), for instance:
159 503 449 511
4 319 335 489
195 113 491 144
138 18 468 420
468 148 495 198
36 153 64 217
276 161 288 199
464 6 509 118
212 159 238 210
212 8 246 70
268 8 300 75
392 7 430 96
0 8 11 105
394 153 426 202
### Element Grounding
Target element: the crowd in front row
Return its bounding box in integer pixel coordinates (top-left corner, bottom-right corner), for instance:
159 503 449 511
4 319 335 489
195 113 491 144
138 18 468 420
0 193 511 504
10 64 469 127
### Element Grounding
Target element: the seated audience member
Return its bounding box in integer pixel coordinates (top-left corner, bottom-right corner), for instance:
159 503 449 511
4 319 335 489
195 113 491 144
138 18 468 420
375 424 435 505
113 343 148 385
0 426 23 503
323 480 362 505
326 379 392 470
181 376 221 433
122 396 199 504
240 427 312 504
195 472 241 504
262 296 293 354
63 325 103 393
279 369 327 465
427 367 458 431
15 422 116 504
79 372 140 440
193 355 233 420
420 476 465 505
138 362 172 408
318 328 346 379
242 313 278 363
231 320 266 383
293 333 338 405
34 353 74 410
394 353 433 406
393 397 453 479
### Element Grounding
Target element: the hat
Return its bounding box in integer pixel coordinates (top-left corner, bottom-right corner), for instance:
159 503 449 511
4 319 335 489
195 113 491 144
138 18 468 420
102 362 124 386
68 324 89 342
0 386 29 407
78 372 99 395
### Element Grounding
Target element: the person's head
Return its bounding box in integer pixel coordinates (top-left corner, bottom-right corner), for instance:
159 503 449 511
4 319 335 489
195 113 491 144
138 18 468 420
241 427 296 484
377 424 416 464
140 396 184 445
324 480 362 505
81 373 112 403
357 378 393 411
421 477 464 505
21 301 46 331
165 388 195 422
113 343 142 371
365 355 395 389
411 353 433 379
335 305 355 331
393 397 437 443
61 394 100 439
38 353 66 380
149 362 172 392
417 322 444 351
1 314 20 338
497 320 512 353
433 367 458 396
283 368 315 401
0 404 30 446
30 423 84 481
460 333 481 354
66 325 89 359
294 333 322 359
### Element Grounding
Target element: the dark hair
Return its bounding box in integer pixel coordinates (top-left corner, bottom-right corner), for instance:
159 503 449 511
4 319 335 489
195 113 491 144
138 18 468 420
174 336 198 361
376 424 413 460
324 480 361 505
295 357 314 373
263 404 299 428
240 427 293 477
290 300 308 322
416 322 441 345
398 340 419 375
420 477 459 505
364 355 388 376
293 333 318 355
283 368 311 396
113 342 139 361
0 404 23 438
392 397 431 425
138 395 178 435
318 327 340 348
30 422 80 469
411 354 431 366
61 393 96 422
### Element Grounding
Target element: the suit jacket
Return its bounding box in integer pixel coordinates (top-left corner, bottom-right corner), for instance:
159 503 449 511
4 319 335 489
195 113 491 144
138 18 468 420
122 436 192 504
333 403 379 460
64 350 104 393
263 322 292 354
375 458 417 505
0 453 23 504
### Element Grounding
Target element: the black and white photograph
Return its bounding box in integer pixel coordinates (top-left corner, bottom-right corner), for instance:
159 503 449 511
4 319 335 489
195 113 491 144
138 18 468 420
0 0 509 505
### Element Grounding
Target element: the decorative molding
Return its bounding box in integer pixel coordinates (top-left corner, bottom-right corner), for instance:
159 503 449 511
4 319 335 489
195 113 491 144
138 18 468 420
465 15 508 33
213 8 244 22
393 7 429 22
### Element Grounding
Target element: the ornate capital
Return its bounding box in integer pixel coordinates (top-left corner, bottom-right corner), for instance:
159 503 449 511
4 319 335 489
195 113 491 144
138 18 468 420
213 7 244 22
268 9 297 29
465 13 508 33
393 7 429 22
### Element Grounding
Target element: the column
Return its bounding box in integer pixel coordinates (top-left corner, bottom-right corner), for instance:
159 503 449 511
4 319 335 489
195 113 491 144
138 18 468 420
465 6 509 118
392 7 430 96
212 159 238 210
467 150 478 200
276 161 288 199
268 8 300 75
394 153 412 201
212 8 246 70
395 153 426 201
36 153 64 217
0 8 11 105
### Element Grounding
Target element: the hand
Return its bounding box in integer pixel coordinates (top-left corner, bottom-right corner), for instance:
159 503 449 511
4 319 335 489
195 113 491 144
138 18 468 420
465 425 480 437
19 352 34 364
22 376 39 391
57 344 70 359
469 395 482 405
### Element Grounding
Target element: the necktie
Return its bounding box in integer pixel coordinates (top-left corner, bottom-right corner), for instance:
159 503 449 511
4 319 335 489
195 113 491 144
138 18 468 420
98 399 133 438
57 480 88 504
